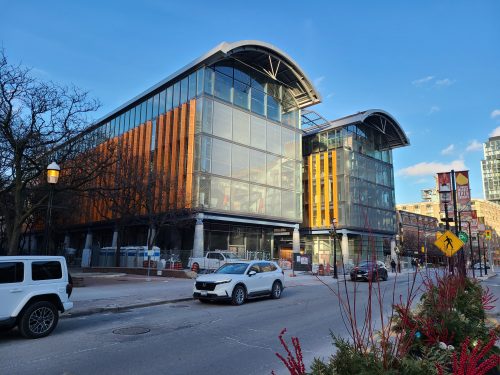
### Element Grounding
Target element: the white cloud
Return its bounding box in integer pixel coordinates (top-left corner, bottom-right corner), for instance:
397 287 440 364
466 140 483 152
490 127 500 137
325 92 335 99
429 106 440 114
491 109 500 119
397 160 467 177
412 76 434 86
435 78 455 87
441 144 454 155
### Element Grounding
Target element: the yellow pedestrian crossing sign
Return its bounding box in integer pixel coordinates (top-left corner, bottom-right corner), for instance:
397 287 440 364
434 230 464 257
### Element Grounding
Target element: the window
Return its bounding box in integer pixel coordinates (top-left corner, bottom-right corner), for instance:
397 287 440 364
141 101 147 124
231 144 249 180
266 122 281 155
196 69 204 96
249 185 266 214
250 116 266 150
212 138 231 177
159 90 166 115
282 128 295 159
173 82 180 108
232 109 250 145
251 88 265 116
166 86 173 111
214 71 232 103
231 181 249 212
249 150 266 184
146 97 153 121
233 81 250 110
210 176 231 210
152 94 160 119
188 72 197 100
204 67 214 95
181 77 189 104
266 187 281 216
267 94 280 122
202 98 213 134
32 261 62 280
213 101 232 140
266 154 281 187
281 158 295 190
0 262 24 283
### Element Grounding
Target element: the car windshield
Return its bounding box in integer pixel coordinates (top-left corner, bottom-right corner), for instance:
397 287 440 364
215 263 249 274
358 261 375 268
222 252 239 259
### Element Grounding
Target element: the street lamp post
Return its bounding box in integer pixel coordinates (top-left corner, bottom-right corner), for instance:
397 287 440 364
329 218 338 279
43 162 60 255
462 220 475 278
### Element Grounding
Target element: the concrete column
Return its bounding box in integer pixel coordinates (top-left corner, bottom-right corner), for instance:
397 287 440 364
390 237 397 261
341 233 349 264
292 224 300 253
64 234 70 249
84 231 93 249
111 230 118 248
193 213 204 258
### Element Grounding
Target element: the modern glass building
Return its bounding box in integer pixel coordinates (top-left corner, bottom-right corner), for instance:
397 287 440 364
60 41 321 260
297 110 409 266
481 136 500 205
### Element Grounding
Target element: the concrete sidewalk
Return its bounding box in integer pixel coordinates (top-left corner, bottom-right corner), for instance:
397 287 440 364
64 268 495 319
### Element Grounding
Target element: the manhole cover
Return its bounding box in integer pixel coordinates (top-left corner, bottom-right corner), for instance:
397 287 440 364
113 327 151 335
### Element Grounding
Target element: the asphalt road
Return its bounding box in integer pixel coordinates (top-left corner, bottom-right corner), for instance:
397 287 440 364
1 272 494 375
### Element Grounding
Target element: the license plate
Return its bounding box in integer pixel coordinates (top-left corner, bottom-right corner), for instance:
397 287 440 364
201 291 207 296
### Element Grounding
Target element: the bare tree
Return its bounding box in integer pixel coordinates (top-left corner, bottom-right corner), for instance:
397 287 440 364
90 141 194 266
0 49 114 255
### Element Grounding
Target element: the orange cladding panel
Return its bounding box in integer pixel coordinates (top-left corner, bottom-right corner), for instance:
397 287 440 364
169 108 179 205
177 103 187 208
185 99 196 208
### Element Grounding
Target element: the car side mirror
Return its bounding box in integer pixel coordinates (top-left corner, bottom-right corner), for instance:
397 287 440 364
248 270 257 276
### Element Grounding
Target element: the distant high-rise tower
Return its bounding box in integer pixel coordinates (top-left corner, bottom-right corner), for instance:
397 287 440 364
481 136 500 204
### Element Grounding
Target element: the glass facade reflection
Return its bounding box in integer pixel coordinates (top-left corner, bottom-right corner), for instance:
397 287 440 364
303 123 396 232
192 60 303 222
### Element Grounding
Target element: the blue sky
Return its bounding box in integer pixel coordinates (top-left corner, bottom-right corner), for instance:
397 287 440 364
2 0 499 204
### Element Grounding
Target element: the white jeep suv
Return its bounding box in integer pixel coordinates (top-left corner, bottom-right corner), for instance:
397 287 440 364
0 256 73 338
193 260 285 306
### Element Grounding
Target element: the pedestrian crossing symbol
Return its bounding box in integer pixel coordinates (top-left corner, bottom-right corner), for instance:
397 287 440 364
434 230 464 257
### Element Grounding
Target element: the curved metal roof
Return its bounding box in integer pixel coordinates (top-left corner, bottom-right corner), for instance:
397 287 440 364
219 41 322 108
303 109 410 150
93 40 321 127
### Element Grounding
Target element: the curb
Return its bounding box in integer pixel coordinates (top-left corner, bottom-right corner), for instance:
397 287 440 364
62 297 194 319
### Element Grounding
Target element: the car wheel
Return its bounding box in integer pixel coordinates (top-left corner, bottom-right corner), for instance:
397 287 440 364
271 281 283 299
19 301 59 339
231 285 246 306
383 271 388 281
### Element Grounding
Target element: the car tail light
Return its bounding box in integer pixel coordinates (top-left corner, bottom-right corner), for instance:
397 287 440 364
66 283 73 298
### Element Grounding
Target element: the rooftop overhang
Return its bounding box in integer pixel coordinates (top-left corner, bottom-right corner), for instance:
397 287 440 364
218 41 321 108
92 40 321 128
303 109 410 150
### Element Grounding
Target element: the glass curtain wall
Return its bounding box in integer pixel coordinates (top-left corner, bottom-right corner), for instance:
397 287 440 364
193 60 303 222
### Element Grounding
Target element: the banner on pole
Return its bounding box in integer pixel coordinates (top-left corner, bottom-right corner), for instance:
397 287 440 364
455 171 471 210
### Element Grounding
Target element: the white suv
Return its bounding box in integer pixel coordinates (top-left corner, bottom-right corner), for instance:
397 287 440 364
193 260 285 305
0 256 73 339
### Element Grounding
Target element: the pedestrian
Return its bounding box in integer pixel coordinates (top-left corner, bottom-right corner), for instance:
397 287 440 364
411 258 416 270
390 259 396 273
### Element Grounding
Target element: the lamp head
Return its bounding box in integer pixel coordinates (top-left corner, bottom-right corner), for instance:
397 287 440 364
47 162 60 184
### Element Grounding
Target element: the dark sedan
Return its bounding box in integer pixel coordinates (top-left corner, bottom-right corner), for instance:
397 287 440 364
350 261 388 282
